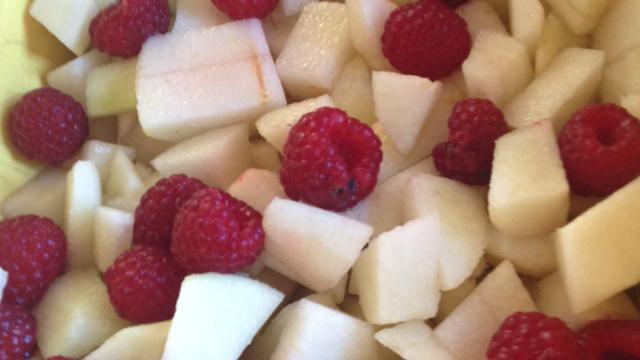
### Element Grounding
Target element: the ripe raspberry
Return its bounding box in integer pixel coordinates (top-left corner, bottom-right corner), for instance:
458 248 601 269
281 107 382 211
559 104 640 196
0 304 37 360
89 0 170 58
487 312 581 360
433 98 509 185
578 320 640 360
171 188 264 274
133 175 207 249
382 0 472 80
0 216 66 308
104 245 184 323
211 0 278 19
8 88 88 166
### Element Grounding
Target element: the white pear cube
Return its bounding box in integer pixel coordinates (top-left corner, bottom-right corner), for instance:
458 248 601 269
33 270 129 359
47 50 110 106
162 273 284 360
546 0 612 36
505 48 604 131
600 48 640 103
556 176 640 313
509 0 545 55
435 279 476 323
106 150 144 200
94 207 133 273
172 0 228 33
462 31 532 107
456 1 508 40
593 0 640 62
621 93 640 118
80 140 136 184
535 12 589 74
276 2 353 99
345 0 396 71
262 198 373 292
152 124 251 189
227 169 285 214
486 228 557 278
489 121 569 237
137 19 286 141
0 267 7 303
1 169 66 226
85 321 170 360
86 59 138 117
373 71 442 154
375 321 455 360
331 57 376 124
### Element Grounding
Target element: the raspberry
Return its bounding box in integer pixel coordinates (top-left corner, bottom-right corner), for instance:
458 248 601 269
559 104 640 196
8 88 88 166
578 320 640 360
0 216 66 308
487 312 581 360
89 0 170 58
211 0 278 19
133 175 207 249
433 98 509 185
104 245 184 324
171 188 264 274
382 0 472 80
280 107 382 211
0 304 37 360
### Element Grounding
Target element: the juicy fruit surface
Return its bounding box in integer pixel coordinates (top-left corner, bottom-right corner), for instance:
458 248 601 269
0 216 66 308
8 88 88 166
211 0 278 19
0 304 37 359
89 0 171 58
559 104 640 196
171 188 265 274
382 0 471 80
578 320 640 359
104 245 184 324
281 107 382 212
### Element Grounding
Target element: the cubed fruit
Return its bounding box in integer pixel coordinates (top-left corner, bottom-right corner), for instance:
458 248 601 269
486 228 557 278
531 272 640 331
600 48 640 103
375 321 455 360
80 140 136 184
93 207 133 273
620 93 640 118
509 0 545 55
1 169 66 226
556 176 640 313
276 2 353 99
250 140 281 173
117 113 174 163
172 0 228 33
85 321 170 360
137 19 286 141
151 124 251 189
331 57 376 125
456 1 508 40
262 198 373 292
47 49 110 106
462 31 532 107
345 0 396 71
227 168 285 214
372 71 442 154
33 270 129 359
546 0 612 36
504 48 604 132
162 273 284 359
435 279 476 323
105 150 144 200
489 121 570 237
535 12 589 74
0 267 7 303
86 58 138 117
593 0 640 62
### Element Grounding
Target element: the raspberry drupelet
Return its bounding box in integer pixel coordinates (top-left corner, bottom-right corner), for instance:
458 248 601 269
0 304 37 359
578 320 640 360
211 0 278 19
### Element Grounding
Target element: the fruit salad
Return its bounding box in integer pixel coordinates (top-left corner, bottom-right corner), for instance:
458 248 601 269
1 0 640 359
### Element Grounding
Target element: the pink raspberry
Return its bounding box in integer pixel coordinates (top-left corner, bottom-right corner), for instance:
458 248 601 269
433 98 509 185
8 88 88 166
578 320 640 360
89 0 170 58
280 107 382 211
133 175 207 249
0 216 67 308
104 245 184 324
382 0 472 80
559 104 640 196
487 312 581 360
211 0 278 19
0 304 37 360
171 188 264 274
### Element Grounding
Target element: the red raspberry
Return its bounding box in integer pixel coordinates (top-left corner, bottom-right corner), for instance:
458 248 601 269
281 107 382 211
487 312 581 360
559 104 640 196
211 0 278 19
171 188 264 274
8 88 88 166
433 98 509 185
382 0 471 80
104 245 184 323
133 175 207 249
0 304 37 359
89 0 170 58
578 320 640 360
0 216 66 308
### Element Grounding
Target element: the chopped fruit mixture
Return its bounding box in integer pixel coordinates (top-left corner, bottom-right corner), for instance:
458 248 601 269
2 0 640 358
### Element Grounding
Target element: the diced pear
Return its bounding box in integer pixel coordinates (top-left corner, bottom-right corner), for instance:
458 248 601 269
0 267 7 303
331 57 376 124
106 150 144 200
227 168 285 214
621 93 640 118
85 321 170 360
47 49 110 106
489 121 569 237
345 0 396 71
504 48 604 131
262 198 373 292
276 2 353 99
151 124 250 189
117 113 174 163
256 95 335 153
373 71 442 154
172 0 228 33
593 0 640 62
435 279 476 323
93 207 133 273
375 321 455 360
250 140 282 173
462 31 532 107
600 48 640 103
535 12 589 74
509 0 545 55
456 1 508 40
80 140 136 184
556 176 640 313
162 273 284 360
33 270 129 358
1 169 66 226
486 228 557 278
137 19 286 141
86 58 138 117
545 0 611 35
